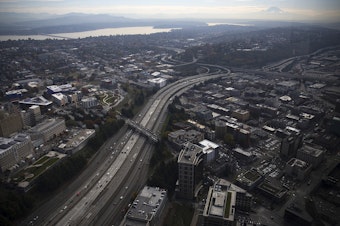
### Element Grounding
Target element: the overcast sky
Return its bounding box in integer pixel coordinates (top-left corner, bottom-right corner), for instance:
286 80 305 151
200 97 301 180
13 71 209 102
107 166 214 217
0 0 339 21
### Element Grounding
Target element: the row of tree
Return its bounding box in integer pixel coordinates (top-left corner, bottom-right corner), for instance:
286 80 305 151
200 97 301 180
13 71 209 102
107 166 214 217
0 185 34 226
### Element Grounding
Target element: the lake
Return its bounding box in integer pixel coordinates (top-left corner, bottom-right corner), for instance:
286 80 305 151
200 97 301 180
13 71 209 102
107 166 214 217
0 26 176 41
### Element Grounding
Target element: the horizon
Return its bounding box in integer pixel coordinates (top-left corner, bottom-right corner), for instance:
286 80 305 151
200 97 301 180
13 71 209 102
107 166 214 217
0 0 340 23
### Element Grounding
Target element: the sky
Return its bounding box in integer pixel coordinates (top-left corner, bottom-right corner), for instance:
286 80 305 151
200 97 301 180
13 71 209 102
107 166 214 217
0 0 339 22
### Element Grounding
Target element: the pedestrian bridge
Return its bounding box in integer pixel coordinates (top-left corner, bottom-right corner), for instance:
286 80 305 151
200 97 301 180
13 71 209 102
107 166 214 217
125 119 159 143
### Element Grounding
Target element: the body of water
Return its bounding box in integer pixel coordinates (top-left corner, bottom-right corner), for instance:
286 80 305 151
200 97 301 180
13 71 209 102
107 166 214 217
207 22 252 26
0 26 176 41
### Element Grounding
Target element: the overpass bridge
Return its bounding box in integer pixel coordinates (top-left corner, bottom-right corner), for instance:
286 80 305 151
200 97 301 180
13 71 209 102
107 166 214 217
125 118 159 143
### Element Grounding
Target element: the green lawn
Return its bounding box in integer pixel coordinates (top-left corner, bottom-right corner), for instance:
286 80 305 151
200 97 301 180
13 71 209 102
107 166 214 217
34 156 49 165
26 157 59 180
13 156 60 182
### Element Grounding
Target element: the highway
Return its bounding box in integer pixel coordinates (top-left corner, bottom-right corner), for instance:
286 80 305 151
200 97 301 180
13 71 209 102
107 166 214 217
22 64 230 226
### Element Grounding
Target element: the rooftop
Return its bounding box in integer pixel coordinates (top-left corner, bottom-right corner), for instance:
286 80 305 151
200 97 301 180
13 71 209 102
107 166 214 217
178 142 203 165
52 93 66 101
58 129 95 150
19 96 52 106
47 84 74 93
236 168 263 187
126 186 167 223
203 185 236 221
258 180 287 199
29 118 64 133
234 147 252 157
300 144 324 157
287 158 310 170
0 133 31 155
199 139 219 150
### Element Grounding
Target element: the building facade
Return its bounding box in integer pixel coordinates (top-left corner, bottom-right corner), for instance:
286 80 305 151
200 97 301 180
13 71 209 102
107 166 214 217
0 133 33 172
81 96 98 109
297 143 325 169
28 118 66 145
177 142 204 200
0 111 23 137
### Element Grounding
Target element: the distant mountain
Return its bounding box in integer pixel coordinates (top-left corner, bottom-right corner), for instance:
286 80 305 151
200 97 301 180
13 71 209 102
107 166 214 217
0 12 55 24
264 7 284 14
0 12 206 35
17 13 131 28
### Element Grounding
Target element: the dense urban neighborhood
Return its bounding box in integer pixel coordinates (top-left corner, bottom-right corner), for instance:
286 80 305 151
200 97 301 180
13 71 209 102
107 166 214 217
0 21 339 226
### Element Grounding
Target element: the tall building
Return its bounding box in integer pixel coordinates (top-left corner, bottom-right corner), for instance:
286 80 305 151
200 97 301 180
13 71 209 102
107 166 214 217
297 143 325 169
0 133 33 172
236 128 251 148
21 110 33 127
177 142 204 200
278 129 302 159
203 184 237 226
215 120 227 140
21 105 42 127
0 111 23 137
29 105 41 123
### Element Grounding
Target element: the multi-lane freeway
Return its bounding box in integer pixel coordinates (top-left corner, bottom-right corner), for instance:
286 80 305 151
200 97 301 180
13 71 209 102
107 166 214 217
23 65 230 226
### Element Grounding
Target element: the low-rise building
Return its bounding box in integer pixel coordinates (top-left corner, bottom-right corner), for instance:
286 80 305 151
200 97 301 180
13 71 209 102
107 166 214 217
203 184 237 226
0 133 33 172
148 77 167 88
233 147 254 163
18 96 52 113
124 186 167 226
231 109 250 122
168 129 204 150
52 93 68 106
257 180 288 203
56 129 95 154
216 179 253 212
235 168 264 191
285 158 312 181
28 118 66 146
47 84 76 94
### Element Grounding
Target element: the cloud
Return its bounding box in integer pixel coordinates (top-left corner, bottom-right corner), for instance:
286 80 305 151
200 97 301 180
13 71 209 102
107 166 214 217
0 0 63 2
0 1 339 21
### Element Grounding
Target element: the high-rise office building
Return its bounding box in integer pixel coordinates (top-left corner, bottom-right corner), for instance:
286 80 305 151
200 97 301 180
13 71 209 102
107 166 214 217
177 142 204 200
